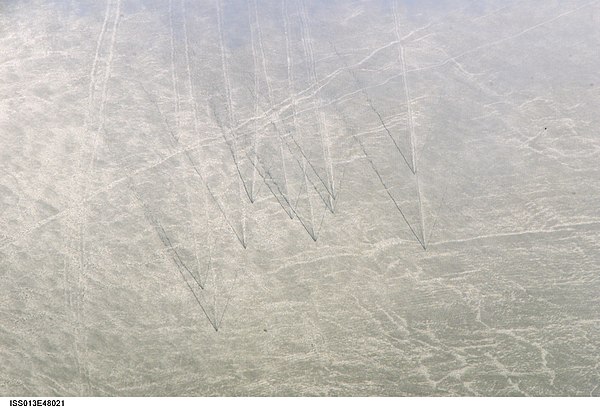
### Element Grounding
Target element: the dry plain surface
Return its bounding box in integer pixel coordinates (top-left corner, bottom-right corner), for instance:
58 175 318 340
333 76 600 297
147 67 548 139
1 0 600 396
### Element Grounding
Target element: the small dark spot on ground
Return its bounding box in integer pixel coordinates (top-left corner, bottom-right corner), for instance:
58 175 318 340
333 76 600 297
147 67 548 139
263 328 267 332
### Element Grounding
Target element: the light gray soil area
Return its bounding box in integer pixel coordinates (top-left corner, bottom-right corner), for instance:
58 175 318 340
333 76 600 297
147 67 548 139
1 0 600 396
